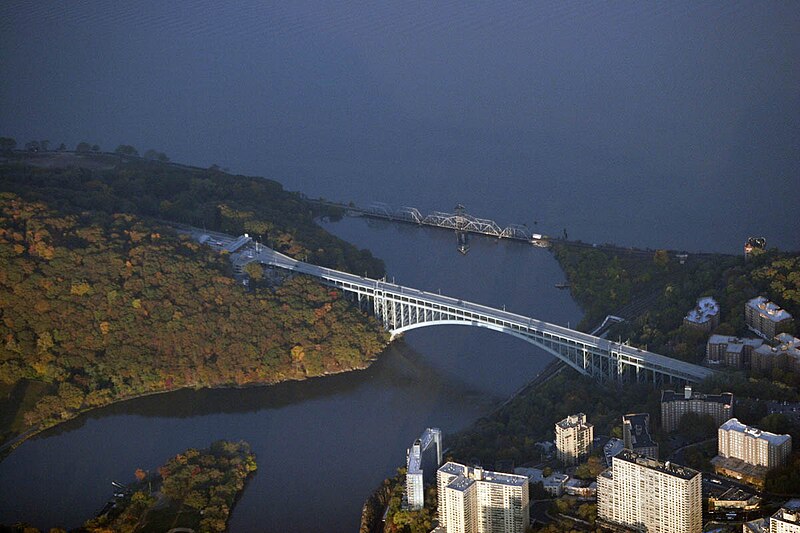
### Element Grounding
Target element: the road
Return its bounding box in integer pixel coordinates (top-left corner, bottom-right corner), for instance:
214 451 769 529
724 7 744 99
249 246 714 383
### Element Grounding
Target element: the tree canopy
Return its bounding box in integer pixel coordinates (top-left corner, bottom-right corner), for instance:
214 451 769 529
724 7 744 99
0 194 388 437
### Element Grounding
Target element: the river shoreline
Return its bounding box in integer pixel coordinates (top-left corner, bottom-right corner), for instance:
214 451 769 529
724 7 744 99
1 212 585 531
0 344 388 461
358 357 567 533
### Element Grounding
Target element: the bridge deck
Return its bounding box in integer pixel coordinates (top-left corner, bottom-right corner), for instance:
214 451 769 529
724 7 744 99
251 246 713 383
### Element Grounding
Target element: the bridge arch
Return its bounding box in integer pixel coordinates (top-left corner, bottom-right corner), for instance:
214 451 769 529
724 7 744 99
390 319 590 376
245 244 713 384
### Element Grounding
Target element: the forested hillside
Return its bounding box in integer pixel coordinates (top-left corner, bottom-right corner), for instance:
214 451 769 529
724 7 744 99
553 243 799 365
0 194 388 440
0 153 384 278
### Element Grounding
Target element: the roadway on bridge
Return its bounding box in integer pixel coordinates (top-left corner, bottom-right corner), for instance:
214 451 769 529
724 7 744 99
248 246 714 383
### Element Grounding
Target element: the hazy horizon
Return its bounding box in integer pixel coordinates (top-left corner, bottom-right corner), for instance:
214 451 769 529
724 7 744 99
2 1 799 251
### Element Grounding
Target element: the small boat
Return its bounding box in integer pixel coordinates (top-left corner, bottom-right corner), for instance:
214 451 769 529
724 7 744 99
555 282 570 289
457 231 469 255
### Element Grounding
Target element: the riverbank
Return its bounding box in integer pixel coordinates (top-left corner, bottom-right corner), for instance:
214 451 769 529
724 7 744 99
359 358 566 533
0 189 390 458
0 349 387 460
2 440 258 533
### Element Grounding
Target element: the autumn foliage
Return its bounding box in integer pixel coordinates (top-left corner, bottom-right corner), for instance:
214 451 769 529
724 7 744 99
0 194 388 431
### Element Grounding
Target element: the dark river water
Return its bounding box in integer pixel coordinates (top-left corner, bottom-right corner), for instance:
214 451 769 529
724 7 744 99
1 2 798 251
0 219 582 532
1 2 798 531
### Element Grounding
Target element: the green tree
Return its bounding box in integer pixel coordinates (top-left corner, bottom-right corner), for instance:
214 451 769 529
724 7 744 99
243 262 263 281
758 413 791 435
115 144 138 156
0 136 17 152
143 149 169 162
653 249 669 267
75 142 92 152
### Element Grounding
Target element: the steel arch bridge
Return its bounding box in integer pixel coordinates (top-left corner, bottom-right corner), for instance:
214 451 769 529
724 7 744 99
244 247 713 385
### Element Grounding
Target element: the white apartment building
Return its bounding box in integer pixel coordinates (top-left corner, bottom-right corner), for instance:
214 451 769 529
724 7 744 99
771 500 800 533
746 296 793 339
597 450 702 533
555 413 593 466
683 296 721 332
717 418 792 469
406 427 443 509
437 462 529 533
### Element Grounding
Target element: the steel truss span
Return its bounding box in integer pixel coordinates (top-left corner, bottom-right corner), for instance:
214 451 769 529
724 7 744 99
250 247 713 386
365 203 544 242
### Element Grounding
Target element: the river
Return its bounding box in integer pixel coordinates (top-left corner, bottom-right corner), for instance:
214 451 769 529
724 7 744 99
0 217 582 532
1 1 797 530
1 2 798 252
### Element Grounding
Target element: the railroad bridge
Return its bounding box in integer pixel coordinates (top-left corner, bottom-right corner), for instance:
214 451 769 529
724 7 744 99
240 246 713 386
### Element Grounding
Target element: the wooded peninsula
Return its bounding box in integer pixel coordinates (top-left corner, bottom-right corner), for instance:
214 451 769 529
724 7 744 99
0 152 389 448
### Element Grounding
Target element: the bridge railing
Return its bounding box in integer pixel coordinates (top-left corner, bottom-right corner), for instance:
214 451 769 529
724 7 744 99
252 247 712 383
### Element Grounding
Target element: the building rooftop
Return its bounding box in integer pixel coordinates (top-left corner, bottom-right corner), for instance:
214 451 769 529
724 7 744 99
782 498 800 511
420 427 441 450
719 418 791 446
546 473 569 484
407 441 422 475
742 518 768 533
439 461 466 476
623 413 656 449
614 449 699 481
556 413 591 430
725 343 744 354
715 486 758 503
439 462 527 487
754 341 800 361
708 334 764 347
661 387 733 406
604 438 625 466
747 296 793 322
772 499 800 524
685 296 720 324
513 467 544 483
448 476 475 493
776 333 800 345
755 334 800 360
407 427 442 475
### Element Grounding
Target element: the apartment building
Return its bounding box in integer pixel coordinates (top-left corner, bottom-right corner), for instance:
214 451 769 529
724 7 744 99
406 427 443 510
770 499 800 533
683 296 720 332
661 385 733 432
437 462 529 533
555 413 593 466
746 297 793 340
706 334 763 368
751 333 800 375
597 450 702 533
712 418 792 486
